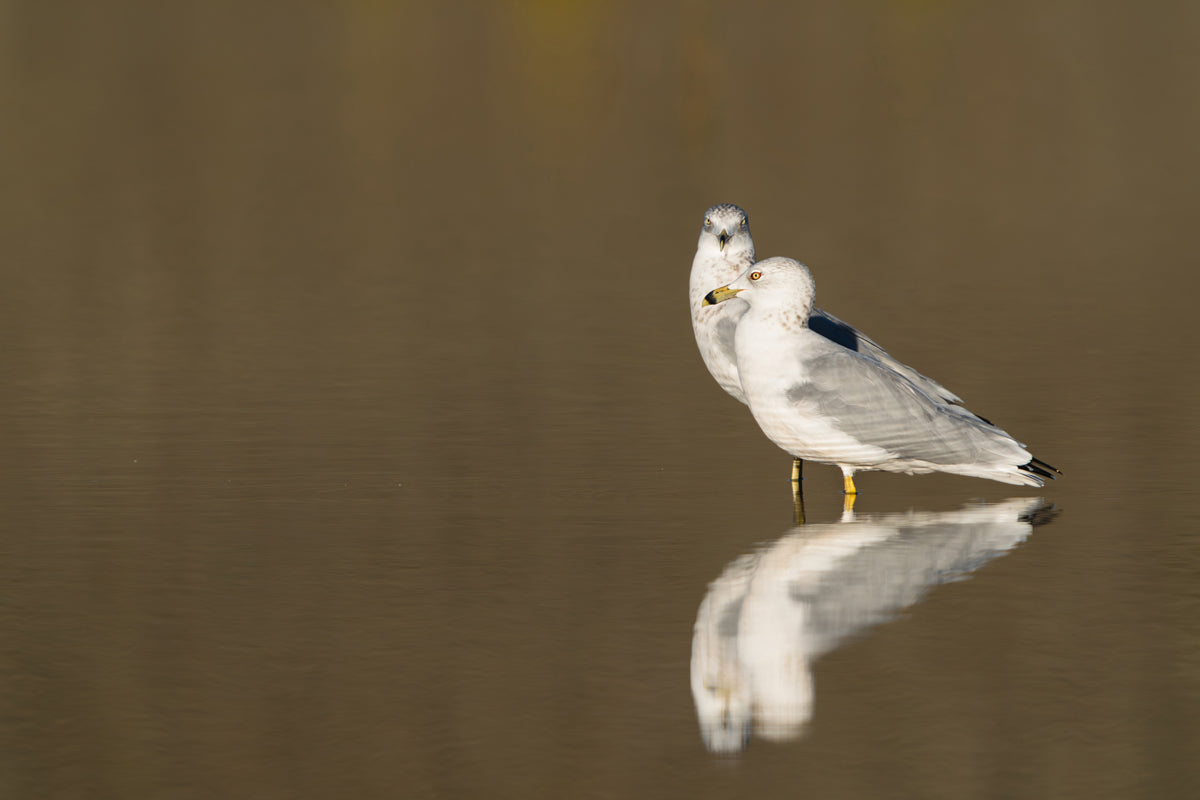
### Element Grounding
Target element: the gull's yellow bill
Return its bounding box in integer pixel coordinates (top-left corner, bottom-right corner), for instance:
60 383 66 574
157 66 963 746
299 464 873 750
702 285 743 306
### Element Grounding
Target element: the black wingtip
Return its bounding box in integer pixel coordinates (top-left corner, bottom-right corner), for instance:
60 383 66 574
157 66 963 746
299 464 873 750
1019 457 1061 481
1031 456 1062 475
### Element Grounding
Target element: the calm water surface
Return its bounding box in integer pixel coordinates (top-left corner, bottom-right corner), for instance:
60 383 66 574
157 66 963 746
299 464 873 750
2 3 1198 798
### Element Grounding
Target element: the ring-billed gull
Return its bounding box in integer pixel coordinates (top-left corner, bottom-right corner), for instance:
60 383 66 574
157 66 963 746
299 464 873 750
703 258 1058 493
689 204 981 483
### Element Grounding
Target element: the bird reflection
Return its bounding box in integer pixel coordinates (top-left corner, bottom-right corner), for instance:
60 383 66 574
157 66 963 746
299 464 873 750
690 497 1059 753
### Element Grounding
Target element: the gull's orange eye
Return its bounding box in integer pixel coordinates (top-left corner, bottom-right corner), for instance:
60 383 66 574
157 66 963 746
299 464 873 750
704 217 712 227
750 271 762 280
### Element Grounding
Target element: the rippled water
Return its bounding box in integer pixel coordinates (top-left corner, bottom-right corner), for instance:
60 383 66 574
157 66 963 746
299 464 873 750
2 3 1198 798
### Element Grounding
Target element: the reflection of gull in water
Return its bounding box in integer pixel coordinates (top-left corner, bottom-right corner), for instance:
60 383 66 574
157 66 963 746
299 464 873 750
690 498 1059 754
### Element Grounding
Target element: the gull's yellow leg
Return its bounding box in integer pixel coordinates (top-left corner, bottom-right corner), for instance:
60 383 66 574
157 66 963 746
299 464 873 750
842 491 857 514
792 481 806 525
790 458 803 484
842 473 857 495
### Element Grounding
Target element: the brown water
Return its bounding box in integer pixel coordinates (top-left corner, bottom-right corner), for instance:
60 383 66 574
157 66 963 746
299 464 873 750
2 2 1198 798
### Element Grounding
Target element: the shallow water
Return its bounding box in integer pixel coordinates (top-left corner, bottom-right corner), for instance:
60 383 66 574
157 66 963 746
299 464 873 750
2 3 1199 798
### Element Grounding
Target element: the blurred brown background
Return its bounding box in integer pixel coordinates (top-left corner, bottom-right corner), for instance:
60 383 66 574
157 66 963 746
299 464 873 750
0 2 1197 798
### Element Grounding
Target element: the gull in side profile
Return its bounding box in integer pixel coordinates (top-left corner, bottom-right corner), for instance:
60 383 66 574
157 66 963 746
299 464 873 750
703 258 1058 494
688 204 974 482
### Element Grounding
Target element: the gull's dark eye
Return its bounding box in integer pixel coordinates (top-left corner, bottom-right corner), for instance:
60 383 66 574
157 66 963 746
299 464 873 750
749 271 762 280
